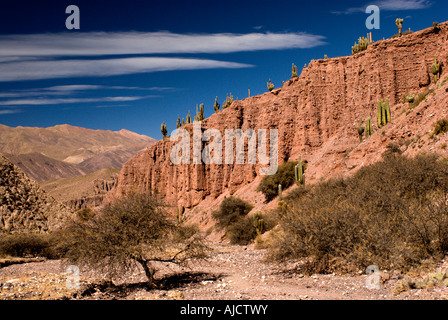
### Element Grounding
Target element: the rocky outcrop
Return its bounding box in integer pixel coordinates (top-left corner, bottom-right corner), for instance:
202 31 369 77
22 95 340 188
63 177 116 211
109 23 448 211
0 154 72 233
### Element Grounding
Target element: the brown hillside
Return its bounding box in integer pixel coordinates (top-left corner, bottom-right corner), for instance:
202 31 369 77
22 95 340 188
108 22 448 227
3 152 86 182
0 124 156 182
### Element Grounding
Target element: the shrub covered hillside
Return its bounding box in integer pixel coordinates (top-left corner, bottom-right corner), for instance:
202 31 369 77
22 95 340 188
269 153 448 275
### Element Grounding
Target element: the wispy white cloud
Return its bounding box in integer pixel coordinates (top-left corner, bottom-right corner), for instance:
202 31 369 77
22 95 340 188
0 95 154 106
0 85 175 98
45 85 176 92
0 57 252 82
332 0 432 14
0 31 326 57
95 104 130 108
0 108 22 115
0 31 325 82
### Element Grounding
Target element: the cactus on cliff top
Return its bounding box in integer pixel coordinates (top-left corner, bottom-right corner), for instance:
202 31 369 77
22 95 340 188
267 79 275 92
352 33 373 55
223 93 234 109
396 18 404 36
213 96 220 113
186 110 192 124
161 122 168 138
291 63 298 78
194 103 205 122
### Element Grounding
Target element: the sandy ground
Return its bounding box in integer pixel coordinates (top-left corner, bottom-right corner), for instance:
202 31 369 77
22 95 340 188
1 242 448 300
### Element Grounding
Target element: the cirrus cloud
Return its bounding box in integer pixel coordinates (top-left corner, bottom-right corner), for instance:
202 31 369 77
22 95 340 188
0 57 252 82
0 31 326 57
332 0 432 14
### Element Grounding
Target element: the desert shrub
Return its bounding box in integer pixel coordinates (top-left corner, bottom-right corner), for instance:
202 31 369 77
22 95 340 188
383 142 403 157
212 197 263 245
411 88 434 109
256 161 297 202
212 196 253 231
269 153 448 275
0 233 56 258
227 216 258 245
56 193 208 282
225 211 278 245
76 208 95 221
433 119 448 136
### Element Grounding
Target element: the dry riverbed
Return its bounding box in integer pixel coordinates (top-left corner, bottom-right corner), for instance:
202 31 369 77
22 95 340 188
1 243 448 300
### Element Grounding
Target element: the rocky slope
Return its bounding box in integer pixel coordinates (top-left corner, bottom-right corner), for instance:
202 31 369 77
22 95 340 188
109 22 448 224
0 154 71 233
41 168 119 211
3 152 86 182
0 124 156 182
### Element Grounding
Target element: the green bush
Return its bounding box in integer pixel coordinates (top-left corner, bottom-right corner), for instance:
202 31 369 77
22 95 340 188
212 196 253 231
268 153 448 275
257 161 297 202
227 216 258 245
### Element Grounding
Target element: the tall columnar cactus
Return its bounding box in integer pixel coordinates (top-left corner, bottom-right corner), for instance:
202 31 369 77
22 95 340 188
295 156 305 186
278 184 283 200
352 33 373 55
378 101 384 128
213 96 220 113
396 18 404 36
291 63 298 78
357 120 365 143
223 93 234 109
194 103 204 121
431 56 440 83
161 122 168 138
267 79 274 92
384 99 391 124
186 110 192 124
253 211 265 236
377 99 392 128
366 117 373 137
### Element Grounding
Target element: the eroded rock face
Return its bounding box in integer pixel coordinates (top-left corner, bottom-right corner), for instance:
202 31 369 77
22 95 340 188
0 154 71 233
109 23 448 209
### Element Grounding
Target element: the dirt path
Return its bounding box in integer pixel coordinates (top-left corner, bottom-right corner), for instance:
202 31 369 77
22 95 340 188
1 243 448 300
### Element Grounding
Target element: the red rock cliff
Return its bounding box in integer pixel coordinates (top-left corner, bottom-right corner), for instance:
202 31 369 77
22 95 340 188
109 23 448 210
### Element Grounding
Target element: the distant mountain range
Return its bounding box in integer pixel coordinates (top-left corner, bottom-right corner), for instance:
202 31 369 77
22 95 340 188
0 124 156 182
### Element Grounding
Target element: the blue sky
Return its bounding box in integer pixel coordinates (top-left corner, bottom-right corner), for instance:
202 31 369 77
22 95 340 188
0 0 445 139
